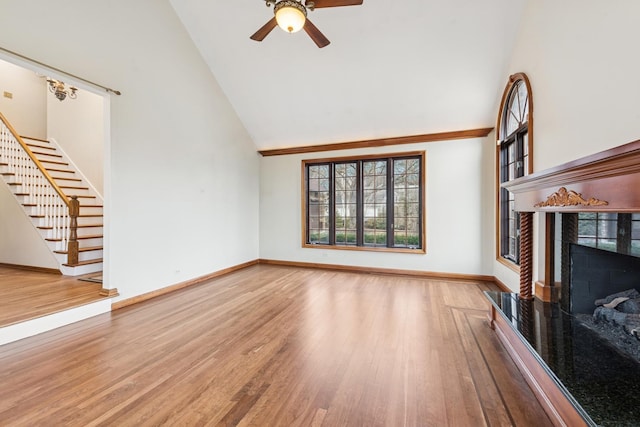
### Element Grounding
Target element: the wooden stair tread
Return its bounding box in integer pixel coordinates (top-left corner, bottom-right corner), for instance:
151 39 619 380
39 223 102 230
20 135 49 143
26 142 55 151
39 160 69 166
77 234 103 240
47 234 103 242
51 177 82 182
79 214 103 218
46 168 74 174
8 182 51 187
54 246 103 254
31 151 62 158
63 258 103 267
60 185 89 190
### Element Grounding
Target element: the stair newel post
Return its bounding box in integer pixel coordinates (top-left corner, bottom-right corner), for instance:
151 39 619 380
68 195 80 266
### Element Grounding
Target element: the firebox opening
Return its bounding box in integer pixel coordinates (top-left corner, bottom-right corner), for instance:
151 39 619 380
569 243 640 314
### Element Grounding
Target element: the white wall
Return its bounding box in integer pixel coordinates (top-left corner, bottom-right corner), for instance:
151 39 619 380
493 0 640 291
0 1 260 301
260 137 491 276
0 59 55 268
0 59 46 138
0 183 59 269
47 87 104 195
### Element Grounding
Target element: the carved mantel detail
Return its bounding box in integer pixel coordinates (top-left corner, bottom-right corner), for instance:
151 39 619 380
534 187 609 208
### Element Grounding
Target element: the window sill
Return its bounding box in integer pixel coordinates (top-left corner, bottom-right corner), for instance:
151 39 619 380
303 243 426 255
497 256 520 273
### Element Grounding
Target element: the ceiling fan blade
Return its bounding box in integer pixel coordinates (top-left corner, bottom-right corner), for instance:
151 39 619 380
310 0 363 8
303 19 330 48
250 17 278 42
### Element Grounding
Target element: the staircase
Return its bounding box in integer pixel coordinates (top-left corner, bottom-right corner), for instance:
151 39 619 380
0 114 103 276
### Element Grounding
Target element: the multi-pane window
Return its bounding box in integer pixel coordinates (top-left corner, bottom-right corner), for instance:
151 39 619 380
497 73 533 265
307 164 330 244
304 153 424 251
578 213 640 256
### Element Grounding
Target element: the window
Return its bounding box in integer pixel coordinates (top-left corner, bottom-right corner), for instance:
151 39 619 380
303 152 425 252
578 213 640 256
496 73 533 266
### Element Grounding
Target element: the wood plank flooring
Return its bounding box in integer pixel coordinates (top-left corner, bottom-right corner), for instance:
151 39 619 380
0 266 106 327
0 265 552 426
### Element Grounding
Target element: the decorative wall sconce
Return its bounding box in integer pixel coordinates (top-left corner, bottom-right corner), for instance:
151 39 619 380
47 79 77 101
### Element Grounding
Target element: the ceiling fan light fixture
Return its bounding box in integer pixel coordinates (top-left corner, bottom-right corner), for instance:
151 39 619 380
274 1 307 33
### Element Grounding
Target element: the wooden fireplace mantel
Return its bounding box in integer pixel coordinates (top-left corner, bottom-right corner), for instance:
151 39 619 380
503 138 640 213
493 137 640 426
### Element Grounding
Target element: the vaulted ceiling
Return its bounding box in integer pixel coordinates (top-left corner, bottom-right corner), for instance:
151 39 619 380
170 0 527 150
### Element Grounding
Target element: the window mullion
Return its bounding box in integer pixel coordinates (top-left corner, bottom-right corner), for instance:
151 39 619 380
618 213 632 254
387 158 394 248
357 162 362 246
419 158 424 249
329 163 335 245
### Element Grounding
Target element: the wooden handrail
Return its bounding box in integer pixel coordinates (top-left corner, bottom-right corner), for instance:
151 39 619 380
0 112 70 206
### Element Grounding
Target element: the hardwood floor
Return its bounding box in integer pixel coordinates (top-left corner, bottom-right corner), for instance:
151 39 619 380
0 265 552 426
0 265 106 327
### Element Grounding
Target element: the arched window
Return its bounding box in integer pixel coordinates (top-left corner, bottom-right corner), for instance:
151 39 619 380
497 73 533 266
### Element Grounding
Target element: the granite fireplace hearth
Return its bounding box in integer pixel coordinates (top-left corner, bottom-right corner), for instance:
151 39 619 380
489 138 640 426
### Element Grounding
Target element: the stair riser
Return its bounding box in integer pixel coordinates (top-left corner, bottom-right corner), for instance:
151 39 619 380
77 217 104 226
76 227 103 237
80 250 103 261
76 237 104 247
23 205 102 216
54 250 103 263
47 238 103 252
78 208 104 217
60 262 103 276
33 153 64 162
33 217 104 227
60 188 92 197
41 228 103 239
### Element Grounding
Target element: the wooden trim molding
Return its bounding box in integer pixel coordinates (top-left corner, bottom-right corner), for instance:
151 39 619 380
112 258 509 312
19 135 49 143
259 259 495 283
534 187 608 208
535 281 561 302
492 276 513 293
99 288 119 297
488 305 589 427
301 244 426 254
495 72 534 265
496 256 520 274
0 263 61 275
503 138 640 212
111 260 260 310
259 128 493 157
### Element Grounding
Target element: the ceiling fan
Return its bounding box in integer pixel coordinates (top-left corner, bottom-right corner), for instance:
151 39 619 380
250 0 364 48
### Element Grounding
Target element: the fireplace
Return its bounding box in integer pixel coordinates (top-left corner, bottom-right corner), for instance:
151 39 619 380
487 138 640 426
568 242 640 314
